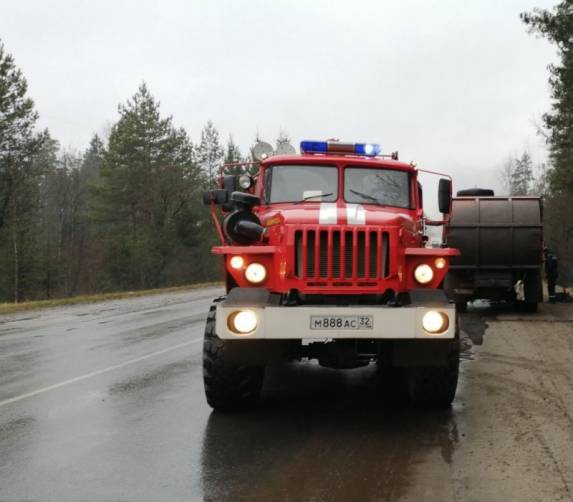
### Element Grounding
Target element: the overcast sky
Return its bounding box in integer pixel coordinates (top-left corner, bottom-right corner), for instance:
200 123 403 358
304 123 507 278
1 0 558 193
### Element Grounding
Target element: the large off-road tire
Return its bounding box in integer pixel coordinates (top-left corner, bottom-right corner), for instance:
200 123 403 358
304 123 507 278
407 323 460 408
203 305 265 412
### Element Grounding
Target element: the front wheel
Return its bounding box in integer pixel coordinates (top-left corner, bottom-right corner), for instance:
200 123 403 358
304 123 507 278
407 323 460 408
203 305 265 412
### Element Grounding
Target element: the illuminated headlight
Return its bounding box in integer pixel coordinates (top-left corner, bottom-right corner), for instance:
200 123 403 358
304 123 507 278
435 257 447 270
245 263 267 284
414 264 434 284
228 310 257 334
422 311 449 334
229 256 245 270
239 174 253 190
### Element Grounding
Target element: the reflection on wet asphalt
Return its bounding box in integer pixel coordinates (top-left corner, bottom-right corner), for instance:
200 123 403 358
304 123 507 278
1 290 573 501
202 363 460 502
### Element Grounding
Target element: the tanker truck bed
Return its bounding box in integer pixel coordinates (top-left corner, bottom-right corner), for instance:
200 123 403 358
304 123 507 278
445 195 543 311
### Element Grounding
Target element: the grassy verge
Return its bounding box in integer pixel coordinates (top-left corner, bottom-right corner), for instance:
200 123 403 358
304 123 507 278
0 282 223 315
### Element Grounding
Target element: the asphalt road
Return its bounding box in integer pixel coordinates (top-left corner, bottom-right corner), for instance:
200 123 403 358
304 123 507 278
1 288 573 502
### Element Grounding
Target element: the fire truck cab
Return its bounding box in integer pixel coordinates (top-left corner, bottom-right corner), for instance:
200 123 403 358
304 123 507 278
202 140 460 411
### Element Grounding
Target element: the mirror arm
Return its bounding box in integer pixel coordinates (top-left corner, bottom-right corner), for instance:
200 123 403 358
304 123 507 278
210 204 225 244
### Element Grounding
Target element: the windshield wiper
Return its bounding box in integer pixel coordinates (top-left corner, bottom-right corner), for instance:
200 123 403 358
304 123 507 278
294 192 334 204
349 189 384 204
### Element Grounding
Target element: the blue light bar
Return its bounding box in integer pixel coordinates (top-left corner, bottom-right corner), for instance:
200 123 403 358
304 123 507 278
300 140 328 153
355 143 382 156
300 140 381 157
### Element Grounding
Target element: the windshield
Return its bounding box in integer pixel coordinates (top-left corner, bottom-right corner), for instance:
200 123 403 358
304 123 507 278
265 165 338 203
344 167 410 208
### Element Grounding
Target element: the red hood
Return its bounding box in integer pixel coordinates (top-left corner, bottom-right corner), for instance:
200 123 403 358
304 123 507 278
257 202 417 229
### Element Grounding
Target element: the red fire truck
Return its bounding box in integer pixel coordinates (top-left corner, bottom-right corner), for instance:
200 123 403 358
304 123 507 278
202 140 460 410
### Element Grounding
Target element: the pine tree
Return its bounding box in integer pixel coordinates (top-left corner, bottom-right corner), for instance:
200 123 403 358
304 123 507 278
522 1 573 277
37 140 76 298
522 2 573 193
223 135 244 175
95 83 199 290
72 134 106 294
511 152 534 195
197 121 223 186
0 40 48 302
224 135 243 165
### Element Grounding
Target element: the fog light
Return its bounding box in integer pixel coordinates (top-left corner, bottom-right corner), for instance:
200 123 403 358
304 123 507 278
422 311 449 334
229 255 244 270
228 310 257 334
245 263 267 284
435 257 446 269
414 264 434 284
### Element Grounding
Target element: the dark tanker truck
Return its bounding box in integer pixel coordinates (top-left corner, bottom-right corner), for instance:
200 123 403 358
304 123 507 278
445 189 543 312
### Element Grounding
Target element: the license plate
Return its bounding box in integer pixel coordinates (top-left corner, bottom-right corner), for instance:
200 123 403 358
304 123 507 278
310 315 373 330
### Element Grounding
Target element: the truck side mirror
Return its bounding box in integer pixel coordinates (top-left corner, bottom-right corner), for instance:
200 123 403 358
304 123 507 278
202 189 229 206
222 176 239 212
438 178 452 214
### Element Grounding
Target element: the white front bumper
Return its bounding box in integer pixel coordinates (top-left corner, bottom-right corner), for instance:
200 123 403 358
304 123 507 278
215 304 456 340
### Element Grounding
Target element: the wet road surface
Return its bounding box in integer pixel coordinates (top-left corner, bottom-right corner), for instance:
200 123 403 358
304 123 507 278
1 289 573 501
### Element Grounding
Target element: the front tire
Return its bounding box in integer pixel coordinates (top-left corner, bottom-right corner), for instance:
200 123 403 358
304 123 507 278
407 323 460 408
203 305 265 411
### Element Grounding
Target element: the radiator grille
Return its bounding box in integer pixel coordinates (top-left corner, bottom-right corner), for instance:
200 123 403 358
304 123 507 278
294 228 390 281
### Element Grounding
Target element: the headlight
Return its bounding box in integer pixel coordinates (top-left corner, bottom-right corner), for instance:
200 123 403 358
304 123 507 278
245 263 267 284
239 174 253 190
228 310 257 334
414 264 434 284
229 255 245 270
422 311 449 334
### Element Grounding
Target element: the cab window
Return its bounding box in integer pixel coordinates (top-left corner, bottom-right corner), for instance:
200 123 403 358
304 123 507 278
344 167 410 208
265 165 338 203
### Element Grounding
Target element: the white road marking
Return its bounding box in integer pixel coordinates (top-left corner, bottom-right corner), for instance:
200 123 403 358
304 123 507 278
0 338 203 408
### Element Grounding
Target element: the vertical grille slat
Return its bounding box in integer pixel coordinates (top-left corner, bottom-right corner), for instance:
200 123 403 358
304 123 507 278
369 231 377 278
357 232 366 278
319 231 328 277
294 227 391 283
314 228 321 278
382 232 390 278
295 230 303 278
376 231 383 278
345 231 354 278
306 230 315 277
332 231 341 278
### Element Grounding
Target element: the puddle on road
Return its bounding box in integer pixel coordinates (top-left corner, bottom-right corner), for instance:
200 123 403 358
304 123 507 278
199 363 463 502
458 300 493 362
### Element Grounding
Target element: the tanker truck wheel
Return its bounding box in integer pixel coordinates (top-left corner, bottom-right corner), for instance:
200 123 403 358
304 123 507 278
203 305 265 412
520 271 541 313
407 324 460 408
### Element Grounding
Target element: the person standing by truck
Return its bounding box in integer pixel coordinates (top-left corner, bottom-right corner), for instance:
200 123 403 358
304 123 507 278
545 248 559 303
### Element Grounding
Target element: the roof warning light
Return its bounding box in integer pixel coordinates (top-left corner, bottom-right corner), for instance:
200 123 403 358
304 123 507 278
300 140 381 157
